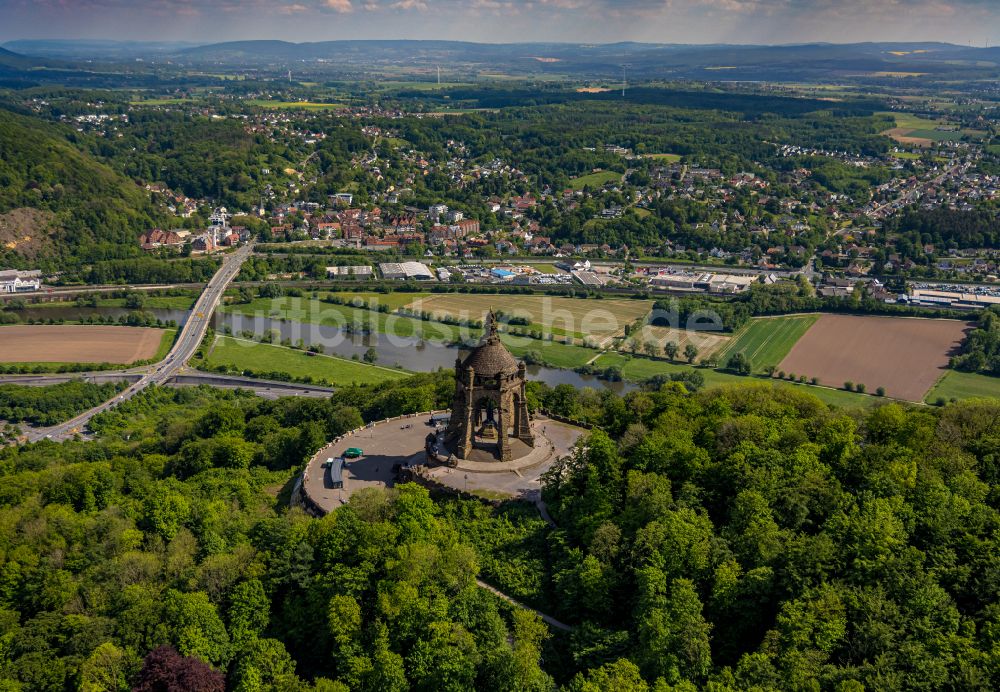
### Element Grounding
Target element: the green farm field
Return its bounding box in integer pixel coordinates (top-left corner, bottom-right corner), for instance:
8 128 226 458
717 315 819 371
203 337 408 386
879 111 942 130
925 370 1000 403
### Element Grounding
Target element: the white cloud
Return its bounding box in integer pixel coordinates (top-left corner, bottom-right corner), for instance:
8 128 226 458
323 0 354 12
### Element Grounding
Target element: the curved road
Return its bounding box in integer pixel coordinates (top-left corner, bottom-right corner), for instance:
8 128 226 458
24 243 255 443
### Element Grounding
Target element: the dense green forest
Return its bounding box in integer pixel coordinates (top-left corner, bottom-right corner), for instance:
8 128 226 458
73 256 221 285
884 208 1000 254
4 374 1000 689
0 380 126 426
86 111 307 211
535 381 1000 689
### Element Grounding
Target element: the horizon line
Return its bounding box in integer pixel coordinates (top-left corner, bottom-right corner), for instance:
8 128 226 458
1 38 987 49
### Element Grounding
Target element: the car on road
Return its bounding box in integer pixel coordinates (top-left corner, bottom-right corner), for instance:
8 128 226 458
344 447 364 459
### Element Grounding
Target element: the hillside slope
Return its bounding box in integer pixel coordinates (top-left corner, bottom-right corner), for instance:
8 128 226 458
0 46 44 70
0 108 163 266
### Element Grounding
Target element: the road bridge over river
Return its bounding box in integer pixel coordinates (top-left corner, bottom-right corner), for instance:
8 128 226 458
22 243 255 442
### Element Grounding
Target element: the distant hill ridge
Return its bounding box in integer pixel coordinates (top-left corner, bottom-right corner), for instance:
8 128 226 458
4 38 1000 82
0 46 43 69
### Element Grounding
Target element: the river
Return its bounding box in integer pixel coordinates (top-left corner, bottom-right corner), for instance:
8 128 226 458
15 306 636 394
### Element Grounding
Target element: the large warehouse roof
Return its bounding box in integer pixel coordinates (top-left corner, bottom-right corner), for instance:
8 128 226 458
379 261 435 280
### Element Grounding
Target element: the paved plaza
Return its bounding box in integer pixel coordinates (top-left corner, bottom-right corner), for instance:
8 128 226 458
301 412 585 513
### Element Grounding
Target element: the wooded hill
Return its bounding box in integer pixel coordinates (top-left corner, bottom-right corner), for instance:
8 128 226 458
3 374 1000 689
0 107 164 269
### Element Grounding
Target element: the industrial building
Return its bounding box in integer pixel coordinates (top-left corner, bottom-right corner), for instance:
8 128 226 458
378 261 435 281
326 265 374 280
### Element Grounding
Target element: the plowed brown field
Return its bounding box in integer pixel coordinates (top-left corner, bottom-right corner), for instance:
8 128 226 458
0 325 165 364
777 314 970 401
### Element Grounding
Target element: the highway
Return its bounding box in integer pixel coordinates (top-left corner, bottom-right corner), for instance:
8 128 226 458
0 370 334 398
24 243 255 443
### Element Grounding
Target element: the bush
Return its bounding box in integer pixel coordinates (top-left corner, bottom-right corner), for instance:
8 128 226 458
876 386 886 397
856 383 866 393
844 381 854 391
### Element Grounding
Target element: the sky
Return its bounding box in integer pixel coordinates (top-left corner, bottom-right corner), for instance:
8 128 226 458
2 0 1000 46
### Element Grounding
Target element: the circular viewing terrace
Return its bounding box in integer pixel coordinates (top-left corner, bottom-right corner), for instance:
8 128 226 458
299 410 585 514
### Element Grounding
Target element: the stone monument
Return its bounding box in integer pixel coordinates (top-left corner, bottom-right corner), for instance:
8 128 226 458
445 310 535 462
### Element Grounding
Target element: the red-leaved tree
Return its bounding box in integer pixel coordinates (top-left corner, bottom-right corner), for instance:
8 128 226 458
132 646 225 692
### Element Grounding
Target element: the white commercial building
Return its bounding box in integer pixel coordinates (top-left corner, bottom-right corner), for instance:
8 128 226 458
0 269 41 293
378 262 435 281
326 266 374 280
708 274 758 294
911 288 1000 310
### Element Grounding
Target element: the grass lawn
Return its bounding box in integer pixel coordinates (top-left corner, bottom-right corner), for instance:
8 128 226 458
925 370 1000 403
531 264 561 274
717 315 819 371
203 337 409 386
593 353 874 408
890 151 923 160
330 291 430 311
502 336 595 369
152 329 177 362
645 153 682 162
568 170 622 190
